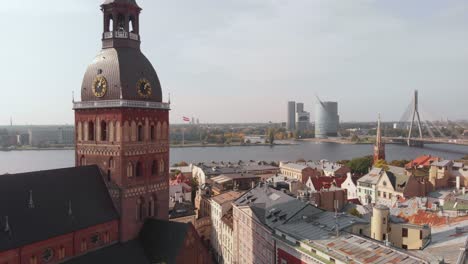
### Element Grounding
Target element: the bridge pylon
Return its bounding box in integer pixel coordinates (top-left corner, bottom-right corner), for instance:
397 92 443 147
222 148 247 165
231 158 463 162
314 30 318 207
407 90 424 146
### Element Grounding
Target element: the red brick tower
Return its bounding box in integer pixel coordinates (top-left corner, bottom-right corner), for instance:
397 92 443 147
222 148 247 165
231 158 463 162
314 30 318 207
73 0 170 242
373 114 385 163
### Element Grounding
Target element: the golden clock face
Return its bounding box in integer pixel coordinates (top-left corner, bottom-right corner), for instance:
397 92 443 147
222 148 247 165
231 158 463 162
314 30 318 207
92 76 107 98
137 79 152 98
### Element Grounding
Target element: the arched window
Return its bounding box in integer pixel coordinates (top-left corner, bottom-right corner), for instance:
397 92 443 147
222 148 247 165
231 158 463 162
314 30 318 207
101 121 107 141
129 16 135 32
108 15 114 32
122 121 129 141
137 125 144 142
136 197 145 221
150 125 155 141
77 122 83 141
136 161 143 177
81 239 87 252
127 162 134 178
103 231 110 243
131 121 137 142
109 121 115 142
148 196 154 217
117 14 125 31
88 121 95 141
151 160 157 176
30 256 37 264
58 246 65 260
149 195 158 217
80 156 86 166
159 160 165 175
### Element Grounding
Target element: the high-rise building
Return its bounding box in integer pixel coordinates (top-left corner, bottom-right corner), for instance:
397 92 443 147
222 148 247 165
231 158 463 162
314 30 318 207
287 101 296 131
296 102 304 113
295 102 310 132
315 101 339 138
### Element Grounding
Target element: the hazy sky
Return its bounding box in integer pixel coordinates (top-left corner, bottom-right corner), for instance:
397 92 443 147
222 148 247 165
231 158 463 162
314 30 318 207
0 0 467 125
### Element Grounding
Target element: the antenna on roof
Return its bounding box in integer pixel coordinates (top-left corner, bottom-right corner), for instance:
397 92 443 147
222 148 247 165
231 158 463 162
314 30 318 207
72 91 75 103
168 92 171 104
28 190 35 209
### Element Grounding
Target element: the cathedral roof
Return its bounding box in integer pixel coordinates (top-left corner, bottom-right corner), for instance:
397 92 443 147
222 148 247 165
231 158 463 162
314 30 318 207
81 48 163 102
64 240 151 264
0 166 119 252
103 0 139 6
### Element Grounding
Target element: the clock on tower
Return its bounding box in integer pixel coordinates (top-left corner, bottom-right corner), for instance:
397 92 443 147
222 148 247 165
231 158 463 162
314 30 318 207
73 0 170 242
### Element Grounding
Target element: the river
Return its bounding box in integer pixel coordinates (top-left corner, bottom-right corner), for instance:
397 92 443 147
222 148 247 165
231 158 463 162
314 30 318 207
0 142 466 174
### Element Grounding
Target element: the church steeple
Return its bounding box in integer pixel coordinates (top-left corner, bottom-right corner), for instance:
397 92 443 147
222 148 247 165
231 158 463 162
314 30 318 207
74 0 170 242
101 0 142 49
374 114 386 163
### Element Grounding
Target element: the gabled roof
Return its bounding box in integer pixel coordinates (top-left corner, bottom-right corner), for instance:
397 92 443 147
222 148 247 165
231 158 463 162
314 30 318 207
357 167 383 185
0 166 119 252
309 176 346 190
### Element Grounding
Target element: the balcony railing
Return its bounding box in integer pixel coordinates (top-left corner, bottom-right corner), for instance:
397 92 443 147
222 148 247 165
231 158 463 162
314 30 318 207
73 100 170 110
103 31 139 41
129 32 139 41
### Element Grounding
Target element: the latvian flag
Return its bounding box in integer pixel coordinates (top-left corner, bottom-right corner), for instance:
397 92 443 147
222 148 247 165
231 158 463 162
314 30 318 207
183 116 190 122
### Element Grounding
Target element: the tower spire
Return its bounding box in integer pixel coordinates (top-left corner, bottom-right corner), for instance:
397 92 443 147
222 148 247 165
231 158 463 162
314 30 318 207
376 113 382 146
373 114 385 164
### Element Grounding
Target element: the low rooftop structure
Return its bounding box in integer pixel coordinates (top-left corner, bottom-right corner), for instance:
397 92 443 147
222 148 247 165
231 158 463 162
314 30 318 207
211 191 244 206
210 173 260 194
274 204 435 263
169 201 196 220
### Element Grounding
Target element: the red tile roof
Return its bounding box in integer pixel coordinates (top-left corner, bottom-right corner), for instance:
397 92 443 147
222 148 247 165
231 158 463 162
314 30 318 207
405 155 440 169
310 176 346 190
169 173 191 186
347 198 362 205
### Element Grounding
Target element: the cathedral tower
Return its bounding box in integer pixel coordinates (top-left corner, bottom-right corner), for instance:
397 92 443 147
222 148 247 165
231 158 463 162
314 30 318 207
73 0 170 242
373 114 385 163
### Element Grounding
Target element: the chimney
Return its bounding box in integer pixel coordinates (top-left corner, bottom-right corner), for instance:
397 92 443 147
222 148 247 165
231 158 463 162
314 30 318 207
28 190 35 209
251 181 256 189
68 200 73 217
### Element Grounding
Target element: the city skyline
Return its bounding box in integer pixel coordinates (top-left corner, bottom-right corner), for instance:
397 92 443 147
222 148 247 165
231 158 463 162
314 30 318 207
1 0 468 125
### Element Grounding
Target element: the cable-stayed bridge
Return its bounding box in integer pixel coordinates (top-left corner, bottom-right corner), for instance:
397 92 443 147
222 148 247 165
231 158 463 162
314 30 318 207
387 90 468 147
